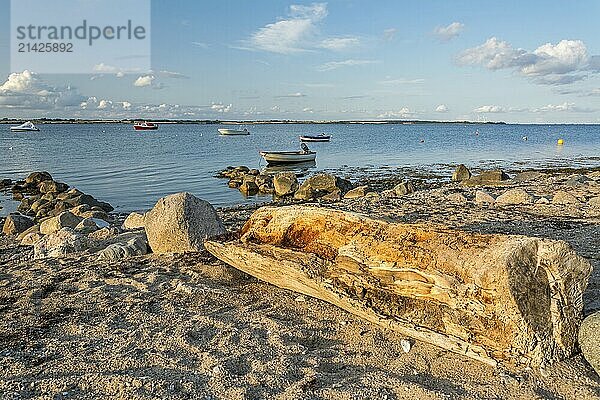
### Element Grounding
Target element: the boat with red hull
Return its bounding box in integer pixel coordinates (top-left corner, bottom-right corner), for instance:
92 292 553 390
133 122 159 131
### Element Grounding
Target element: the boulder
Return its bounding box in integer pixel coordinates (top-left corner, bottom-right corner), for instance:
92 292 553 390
88 227 120 241
0 178 12 188
17 224 40 241
79 210 111 221
144 192 226 254
75 218 100 234
273 172 299 197
70 204 92 217
452 165 472 182
39 211 83 235
344 185 371 199
123 212 146 230
462 169 510 187
393 180 416 196
513 171 546 183
248 169 260 176
206 205 592 367
536 197 550 205
552 191 581 205
38 180 68 194
579 312 600 376
294 173 351 201
228 180 241 188
97 235 149 261
255 174 272 187
239 181 259 196
25 171 52 186
65 194 114 212
34 227 89 259
475 190 495 205
21 232 44 246
495 189 534 205
589 197 600 209
565 175 591 187
321 189 342 202
2 214 34 235
259 184 274 194
235 166 250 173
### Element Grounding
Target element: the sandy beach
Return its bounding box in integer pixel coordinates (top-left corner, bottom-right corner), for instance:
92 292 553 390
1 166 600 399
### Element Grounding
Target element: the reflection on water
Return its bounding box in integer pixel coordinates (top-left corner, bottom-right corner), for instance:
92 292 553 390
261 160 317 175
1 122 599 214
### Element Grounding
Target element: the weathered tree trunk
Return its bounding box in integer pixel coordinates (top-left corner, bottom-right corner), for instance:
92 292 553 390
205 206 591 367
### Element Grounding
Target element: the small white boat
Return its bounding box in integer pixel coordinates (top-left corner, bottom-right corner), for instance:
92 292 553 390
10 121 39 132
218 128 250 136
260 151 316 164
300 134 331 142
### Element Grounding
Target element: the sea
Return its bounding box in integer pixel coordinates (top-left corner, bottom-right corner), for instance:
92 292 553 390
1 122 599 215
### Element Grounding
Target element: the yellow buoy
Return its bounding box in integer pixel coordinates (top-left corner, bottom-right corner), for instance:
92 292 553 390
557 138 564 145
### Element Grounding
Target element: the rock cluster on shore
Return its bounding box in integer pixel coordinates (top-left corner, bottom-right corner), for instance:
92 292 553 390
217 166 414 203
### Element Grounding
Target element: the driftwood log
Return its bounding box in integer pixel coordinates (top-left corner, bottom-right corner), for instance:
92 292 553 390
205 206 592 367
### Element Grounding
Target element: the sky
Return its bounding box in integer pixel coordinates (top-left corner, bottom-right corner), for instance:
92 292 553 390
0 0 599 123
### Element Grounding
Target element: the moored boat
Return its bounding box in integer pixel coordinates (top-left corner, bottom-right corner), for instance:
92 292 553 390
218 128 250 135
133 121 159 131
260 144 316 165
10 121 39 132
300 133 330 142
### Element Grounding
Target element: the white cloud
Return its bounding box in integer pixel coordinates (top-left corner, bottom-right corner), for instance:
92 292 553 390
121 101 132 110
377 107 416 119
158 70 189 79
275 92 306 98
248 3 327 54
134 75 155 87
0 70 85 110
383 28 397 41
191 41 209 49
97 99 113 110
210 103 232 113
457 38 599 85
319 37 360 51
116 71 125 78
378 78 425 85
317 59 380 71
433 22 464 42
302 107 314 113
474 105 506 113
435 104 449 113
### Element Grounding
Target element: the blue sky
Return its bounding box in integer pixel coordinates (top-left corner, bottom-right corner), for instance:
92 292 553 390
0 0 599 122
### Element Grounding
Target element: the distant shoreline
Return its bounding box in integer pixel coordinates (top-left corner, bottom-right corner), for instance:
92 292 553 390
0 118 505 125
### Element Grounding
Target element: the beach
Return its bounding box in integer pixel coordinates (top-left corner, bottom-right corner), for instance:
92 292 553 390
1 165 600 399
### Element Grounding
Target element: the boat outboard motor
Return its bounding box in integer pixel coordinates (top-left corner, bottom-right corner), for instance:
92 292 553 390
301 143 310 153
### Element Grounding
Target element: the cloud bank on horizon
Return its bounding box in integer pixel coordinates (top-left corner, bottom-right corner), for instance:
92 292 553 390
0 1 599 123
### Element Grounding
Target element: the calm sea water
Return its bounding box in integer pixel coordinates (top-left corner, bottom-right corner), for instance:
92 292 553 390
1 123 599 215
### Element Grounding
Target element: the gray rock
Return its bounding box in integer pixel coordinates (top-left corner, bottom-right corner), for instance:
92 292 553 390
496 189 534 205
21 232 44 246
25 171 52 186
239 181 259 196
475 190 495 205
123 212 146 230
589 197 600 209
144 192 226 254
38 180 69 194
34 227 89 259
17 224 40 241
552 191 581 205
452 164 472 182
393 181 415 196
565 174 591 187
2 214 34 235
294 173 352 201
273 172 299 197
344 185 371 199
39 211 83 235
75 218 100 234
536 197 550 205
98 236 148 261
579 311 600 376
462 169 510 186
513 171 547 183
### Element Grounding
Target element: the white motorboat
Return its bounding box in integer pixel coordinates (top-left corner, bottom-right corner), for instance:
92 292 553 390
218 128 250 136
10 121 39 132
260 151 317 164
300 133 331 142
